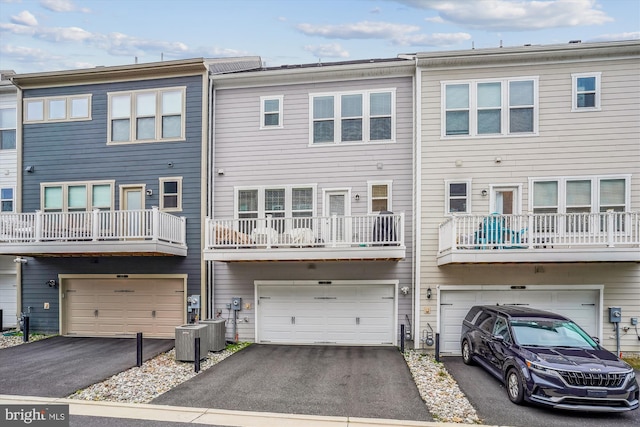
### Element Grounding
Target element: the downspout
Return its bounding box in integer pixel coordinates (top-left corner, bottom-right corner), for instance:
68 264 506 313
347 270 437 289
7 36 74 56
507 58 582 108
14 84 24 326
206 72 215 320
413 56 422 350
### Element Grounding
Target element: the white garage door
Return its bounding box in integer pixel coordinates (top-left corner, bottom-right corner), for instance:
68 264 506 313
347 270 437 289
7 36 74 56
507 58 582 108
257 283 396 345
63 277 185 338
0 273 18 328
440 288 599 354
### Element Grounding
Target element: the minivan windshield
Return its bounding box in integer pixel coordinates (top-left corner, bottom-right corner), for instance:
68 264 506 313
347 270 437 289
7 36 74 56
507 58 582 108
509 318 598 349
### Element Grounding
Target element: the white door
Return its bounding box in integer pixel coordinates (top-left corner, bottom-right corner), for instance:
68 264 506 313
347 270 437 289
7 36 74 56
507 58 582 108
257 283 395 345
120 186 145 237
323 190 350 244
439 288 599 354
0 273 18 328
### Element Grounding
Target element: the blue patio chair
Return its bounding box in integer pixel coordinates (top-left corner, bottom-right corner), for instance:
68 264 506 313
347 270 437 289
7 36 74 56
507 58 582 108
474 213 505 248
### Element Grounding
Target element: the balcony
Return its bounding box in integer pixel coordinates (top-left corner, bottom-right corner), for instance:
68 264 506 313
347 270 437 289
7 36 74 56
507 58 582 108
0 208 187 257
438 211 639 265
204 213 405 262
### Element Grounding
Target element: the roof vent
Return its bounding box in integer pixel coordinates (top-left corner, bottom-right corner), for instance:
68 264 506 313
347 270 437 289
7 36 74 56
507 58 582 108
569 40 582 44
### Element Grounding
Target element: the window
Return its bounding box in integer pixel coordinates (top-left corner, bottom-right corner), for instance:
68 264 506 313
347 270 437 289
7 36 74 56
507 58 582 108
530 176 629 232
260 96 283 129
23 95 91 123
310 89 394 144
572 72 601 111
368 181 392 213
108 87 185 144
442 77 537 137
0 107 16 149
1 188 13 212
445 180 471 214
41 181 114 212
237 186 316 218
159 177 182 211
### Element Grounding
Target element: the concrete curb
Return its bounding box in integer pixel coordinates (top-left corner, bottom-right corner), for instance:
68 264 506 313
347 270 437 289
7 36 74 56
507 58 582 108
0 394 468 427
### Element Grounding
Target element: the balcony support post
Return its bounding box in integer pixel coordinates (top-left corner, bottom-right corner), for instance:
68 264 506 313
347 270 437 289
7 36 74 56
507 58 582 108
607 210 615 248
266 214 272 249
451 215 457 251
204 218 211 249
331 214 337 248
92 209 100 241
527 213 534 249
152 206 160 242
34 210 42 242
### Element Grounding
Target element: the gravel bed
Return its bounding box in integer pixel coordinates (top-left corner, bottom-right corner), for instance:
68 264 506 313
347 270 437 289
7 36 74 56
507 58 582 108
1 335 480 423
0 332 49 349
404 351 481 424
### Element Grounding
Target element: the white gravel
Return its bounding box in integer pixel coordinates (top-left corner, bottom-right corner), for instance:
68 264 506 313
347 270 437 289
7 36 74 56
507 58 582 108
1 334 480 423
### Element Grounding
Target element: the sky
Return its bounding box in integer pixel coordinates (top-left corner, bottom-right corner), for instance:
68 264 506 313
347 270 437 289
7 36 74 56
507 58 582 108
0 0 639 74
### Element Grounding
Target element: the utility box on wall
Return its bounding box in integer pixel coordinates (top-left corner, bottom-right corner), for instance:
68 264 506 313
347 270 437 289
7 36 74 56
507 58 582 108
232 297 242 311
609 307 622 323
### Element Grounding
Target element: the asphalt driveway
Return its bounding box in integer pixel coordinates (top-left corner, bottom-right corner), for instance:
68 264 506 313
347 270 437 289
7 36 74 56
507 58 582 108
442 356 640 427
0 336 174 397
152 344 432 421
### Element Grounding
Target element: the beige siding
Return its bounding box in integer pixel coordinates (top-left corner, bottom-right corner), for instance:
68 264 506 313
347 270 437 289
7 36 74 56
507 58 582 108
419 50 640 353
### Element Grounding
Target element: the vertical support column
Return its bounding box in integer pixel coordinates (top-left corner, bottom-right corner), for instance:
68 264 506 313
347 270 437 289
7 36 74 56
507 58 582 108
34 211 43 242
92 209 100 241
151 206 160 242
136 332 143 367
606 210 615 248
194 337 201 373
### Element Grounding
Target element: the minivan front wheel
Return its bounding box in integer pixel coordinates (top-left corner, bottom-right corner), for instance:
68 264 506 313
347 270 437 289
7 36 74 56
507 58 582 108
506 368 525 404
461 339 474 365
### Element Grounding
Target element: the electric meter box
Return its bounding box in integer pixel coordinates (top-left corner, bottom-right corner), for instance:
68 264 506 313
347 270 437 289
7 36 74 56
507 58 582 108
609 307 622 323
232 297 242 311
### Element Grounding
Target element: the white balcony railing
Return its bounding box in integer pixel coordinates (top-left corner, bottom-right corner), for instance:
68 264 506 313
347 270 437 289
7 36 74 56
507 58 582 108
205 213 404 250
439 211 639 254
0 208 186 246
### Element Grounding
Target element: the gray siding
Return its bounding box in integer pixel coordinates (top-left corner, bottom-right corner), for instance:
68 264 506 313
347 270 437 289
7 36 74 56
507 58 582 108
20 76 204 333
212 75 415 342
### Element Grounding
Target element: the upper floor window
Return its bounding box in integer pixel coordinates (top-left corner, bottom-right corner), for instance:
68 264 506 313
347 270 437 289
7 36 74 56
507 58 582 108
108 87 185 144
159 177 182 211
368 181 392 213
445 179 472 214
443 77 537 137
260 96 283 129
0 107 16 149
572 72 601 111
531 176 629 214
310 89 394 144
1 188 14 212
24 95 91 123
41 181 114 212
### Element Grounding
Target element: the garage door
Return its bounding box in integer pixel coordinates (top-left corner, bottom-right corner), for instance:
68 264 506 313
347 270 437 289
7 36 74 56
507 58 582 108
440 288 599 354
63 277 185 338
0 273 18 328
257 283 396 345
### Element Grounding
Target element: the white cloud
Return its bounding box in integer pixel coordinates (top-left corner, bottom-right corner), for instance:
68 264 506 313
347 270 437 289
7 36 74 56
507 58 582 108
0 43 63 62
304 43 350 59
11 10 38 26
425 16 444 24
40 0 90 13
203 46 252 57
296 21 421 40
37 26 93 42
395 31 472 46
587 31 640 42
371 7 381 14
393 0 614 31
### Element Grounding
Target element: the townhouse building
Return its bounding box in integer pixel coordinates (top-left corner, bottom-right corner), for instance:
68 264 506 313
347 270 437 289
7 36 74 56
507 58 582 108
204 58 416 345
415 40 640 354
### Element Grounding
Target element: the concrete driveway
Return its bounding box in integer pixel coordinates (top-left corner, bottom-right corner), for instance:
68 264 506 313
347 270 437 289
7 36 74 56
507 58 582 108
442 356 640 427
0 336 174 397
152 344 432 422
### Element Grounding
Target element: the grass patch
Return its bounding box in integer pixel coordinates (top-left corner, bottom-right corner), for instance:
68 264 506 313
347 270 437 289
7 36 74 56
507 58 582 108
623 356 640 370
226 341 251 353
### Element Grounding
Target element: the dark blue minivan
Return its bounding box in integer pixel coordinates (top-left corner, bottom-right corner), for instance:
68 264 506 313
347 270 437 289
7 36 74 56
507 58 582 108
460 305 639 412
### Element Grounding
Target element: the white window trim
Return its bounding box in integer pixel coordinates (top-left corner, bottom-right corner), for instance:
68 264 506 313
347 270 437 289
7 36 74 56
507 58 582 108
0 105 17 150
571 72 601 112
40 180 115 212
444 179 472 216
23 95 92 123
159 176 183 212
367 180 393 214
107 87 186 145
441 77 539 139
259 95 284 129
308 88 396 146
1 186 15 212
527 175 631 213
234 184 317 218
